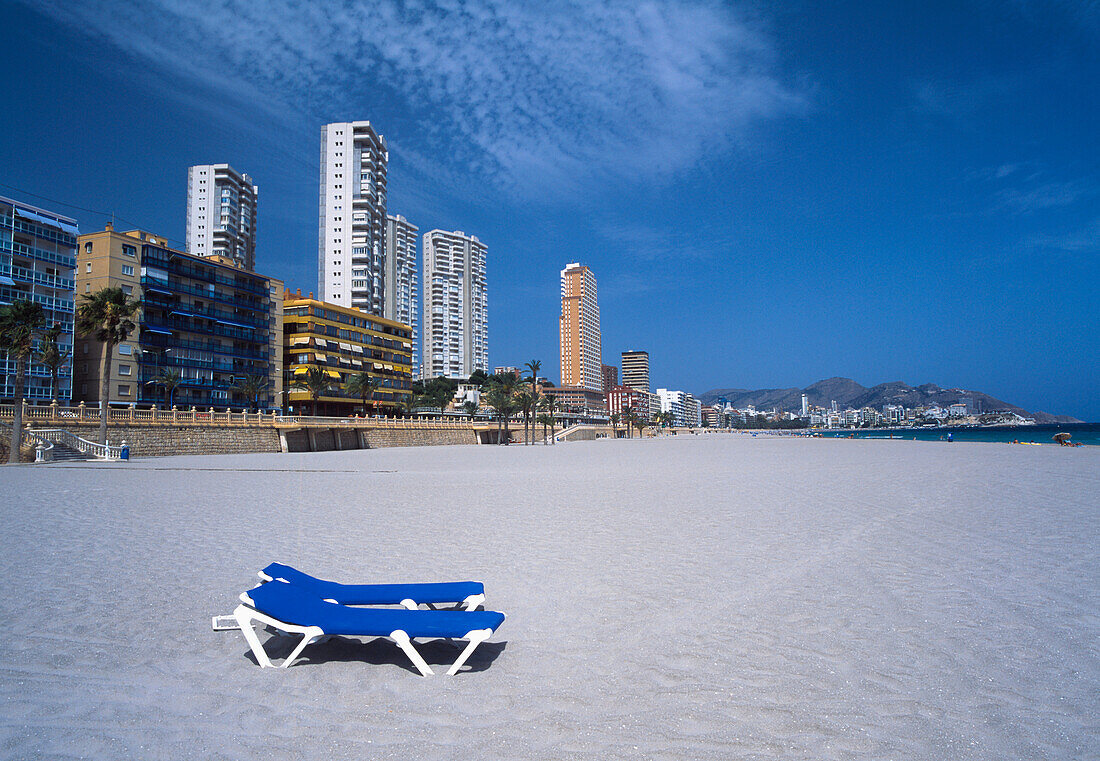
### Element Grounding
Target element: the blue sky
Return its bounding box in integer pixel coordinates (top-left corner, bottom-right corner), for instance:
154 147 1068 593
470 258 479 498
2 1 1097 418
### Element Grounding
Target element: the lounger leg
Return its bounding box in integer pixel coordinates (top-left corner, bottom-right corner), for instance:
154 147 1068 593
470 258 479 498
461 593 485 611
446 629 492 676
233 604 273 668
279 626 325 668
390 630 434 676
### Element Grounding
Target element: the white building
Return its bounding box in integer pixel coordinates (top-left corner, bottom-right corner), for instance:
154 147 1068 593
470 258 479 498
185 164 257 271
801 393 809 417
384 214 419 375
422 230 488 379
657 389 701 427
318 121 388 314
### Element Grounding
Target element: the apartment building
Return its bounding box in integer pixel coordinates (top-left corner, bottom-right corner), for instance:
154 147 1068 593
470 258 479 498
283 291 413 415
186 164 257 271
384 213 418 375
318 121 388 314
621 349 650 393
559 262 602 392
0 196 76 403
422 229 487 379
73 226 281 410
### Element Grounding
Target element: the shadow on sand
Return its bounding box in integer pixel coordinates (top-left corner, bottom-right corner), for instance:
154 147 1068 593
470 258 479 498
243 632 508 675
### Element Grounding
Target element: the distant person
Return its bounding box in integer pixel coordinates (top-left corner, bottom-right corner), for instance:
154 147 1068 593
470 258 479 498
947 433 954 442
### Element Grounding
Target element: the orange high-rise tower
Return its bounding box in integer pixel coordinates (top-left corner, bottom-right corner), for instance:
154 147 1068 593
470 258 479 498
559 262 602 391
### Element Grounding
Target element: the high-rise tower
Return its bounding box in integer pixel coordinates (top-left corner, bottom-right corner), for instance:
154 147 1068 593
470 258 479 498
621 350 650 393
559 263 602 391
186 164 257 270
318 121 388 313
421 230 488 379
384 214 419 376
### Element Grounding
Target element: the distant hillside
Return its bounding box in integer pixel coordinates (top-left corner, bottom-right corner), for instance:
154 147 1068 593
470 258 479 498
698 377 1081 424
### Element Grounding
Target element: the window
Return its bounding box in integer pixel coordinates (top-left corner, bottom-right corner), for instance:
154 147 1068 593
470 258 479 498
84 242 93 253
82 343 88 355
81 383 87 394
84 284 90 293
81 362 88 373
85 262 92 273
121 285 133 295
121 265 134 276
122 244 136 257
119 364 131 376
119 345 132 356
118 384 131 396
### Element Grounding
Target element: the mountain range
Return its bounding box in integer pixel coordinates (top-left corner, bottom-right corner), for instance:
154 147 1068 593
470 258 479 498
697 378 1081 424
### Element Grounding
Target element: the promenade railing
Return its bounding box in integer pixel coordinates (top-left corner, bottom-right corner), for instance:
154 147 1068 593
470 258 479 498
0 401 484 429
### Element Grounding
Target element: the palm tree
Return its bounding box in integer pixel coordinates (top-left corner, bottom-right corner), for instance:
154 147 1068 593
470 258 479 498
483 385 511 444
0 300 46 463
36 323 70 403
635 416 648 438
516 389 534 445
290 367 335 416
153 368 183 408
75 287 138 444
622 406 634 438
541 393 558 444
462 399 479 418
536 413 552 444
232 372 269 411
610 411 620 438
344 371 379 416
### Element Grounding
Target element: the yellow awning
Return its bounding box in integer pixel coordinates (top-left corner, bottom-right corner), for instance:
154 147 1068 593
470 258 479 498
325 370 341 379
293 367 309 375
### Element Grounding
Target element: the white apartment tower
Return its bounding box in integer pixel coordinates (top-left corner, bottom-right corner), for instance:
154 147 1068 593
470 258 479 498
186 164 257 270
422 230 488 379
559 262 603 391
319 121 388 313
385 214 419 376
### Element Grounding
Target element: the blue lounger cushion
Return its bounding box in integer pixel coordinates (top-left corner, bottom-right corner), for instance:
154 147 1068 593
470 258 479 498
246 579 506 639
261 562 485 606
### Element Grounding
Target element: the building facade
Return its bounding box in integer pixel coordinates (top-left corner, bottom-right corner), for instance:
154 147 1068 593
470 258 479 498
421 230 488 379
185 164 257 271
621 350 650 393
283 292 413 416
318 121 388 314
0 197 77 403
384 214 419 376
606 384 657 422
558 262 602 392
601 364 617 393
73 226 281 410
552 385 607 415
657 388 702 428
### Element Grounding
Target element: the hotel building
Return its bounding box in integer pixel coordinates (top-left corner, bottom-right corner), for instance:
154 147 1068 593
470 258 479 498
606 385 657 422
283 291 413 415
657 389 702 428
559 263 602 392
73 226 282 410
621 349 650 393
185 164 257 271
422 230 488 379
318 121 388 314
0 197 77 403
384 214 419 375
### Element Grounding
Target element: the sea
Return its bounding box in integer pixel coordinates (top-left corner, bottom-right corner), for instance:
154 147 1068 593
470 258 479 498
806 422 1100 446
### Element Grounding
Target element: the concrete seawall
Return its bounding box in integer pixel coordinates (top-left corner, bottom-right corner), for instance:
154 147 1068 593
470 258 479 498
21 423 484 459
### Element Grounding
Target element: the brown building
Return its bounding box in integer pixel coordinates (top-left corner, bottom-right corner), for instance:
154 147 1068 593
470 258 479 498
601 364 617 393
73 225 282 410
552 385 607 415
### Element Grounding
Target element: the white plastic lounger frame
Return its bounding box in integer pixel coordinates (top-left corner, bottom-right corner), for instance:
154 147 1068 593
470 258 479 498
232 592 494 676
256 570 486 611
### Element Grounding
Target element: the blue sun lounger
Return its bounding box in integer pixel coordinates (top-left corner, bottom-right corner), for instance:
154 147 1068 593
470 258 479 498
234 579 505 676
258 562 486 611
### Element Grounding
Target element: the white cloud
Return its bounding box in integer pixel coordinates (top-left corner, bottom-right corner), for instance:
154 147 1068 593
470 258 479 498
28 0 804 197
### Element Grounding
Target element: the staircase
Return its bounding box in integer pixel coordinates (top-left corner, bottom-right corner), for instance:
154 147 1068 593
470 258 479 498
47 440 90 462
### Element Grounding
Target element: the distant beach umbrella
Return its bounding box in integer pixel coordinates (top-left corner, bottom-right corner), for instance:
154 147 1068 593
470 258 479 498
1053 432 1071 444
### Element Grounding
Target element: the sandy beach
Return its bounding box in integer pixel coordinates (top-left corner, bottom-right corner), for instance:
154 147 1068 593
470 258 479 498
1 435 1097 759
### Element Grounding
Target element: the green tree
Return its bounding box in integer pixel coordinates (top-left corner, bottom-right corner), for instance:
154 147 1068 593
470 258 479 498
153 368 183 408
344 371 379 416
516 389 534 445
75 287 138 444
0 300 46 463
36 323 70 403
290 367 336 416
463 399 479 418
609 411 620 438
232 372 269 411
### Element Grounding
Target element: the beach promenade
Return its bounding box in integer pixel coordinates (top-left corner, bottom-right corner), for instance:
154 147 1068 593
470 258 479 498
1 436 1096 759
